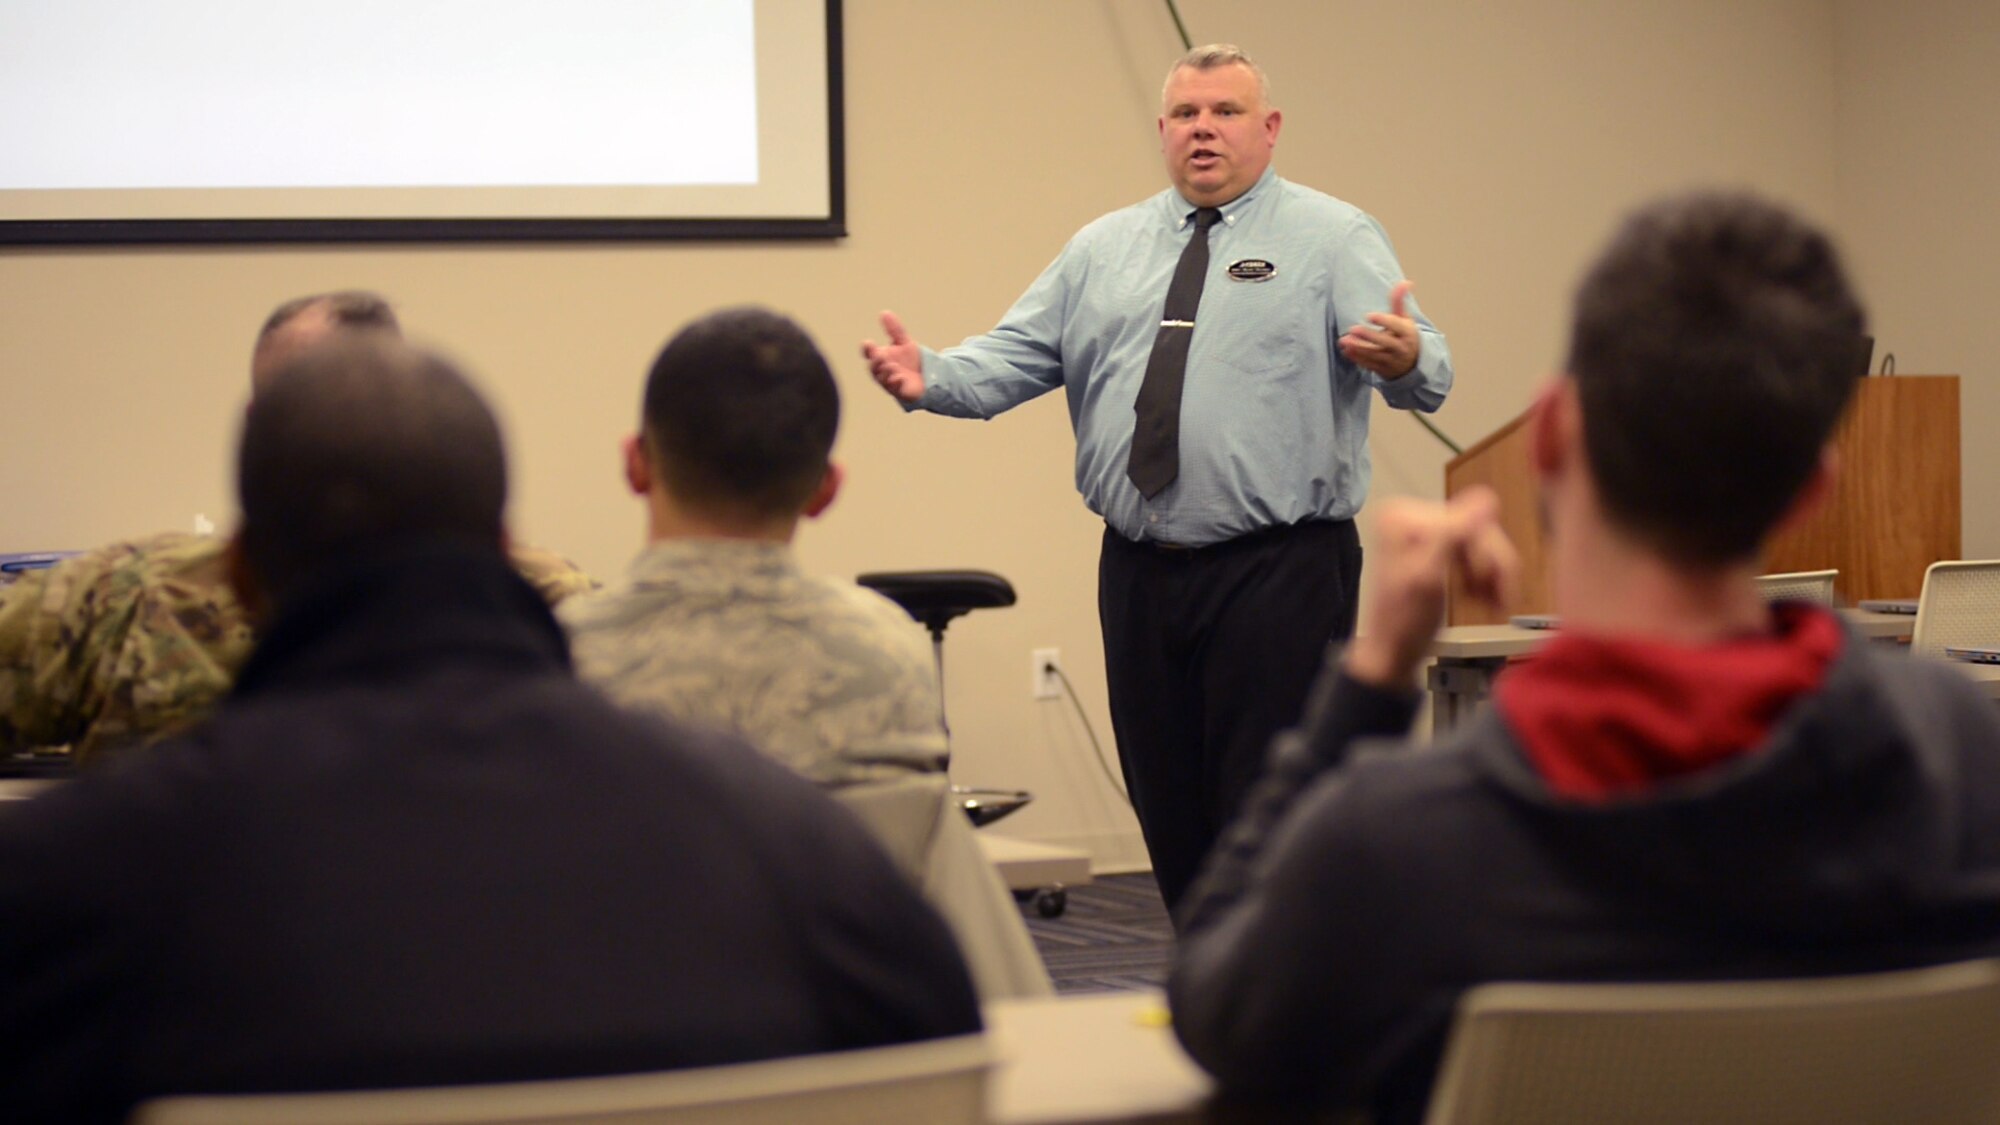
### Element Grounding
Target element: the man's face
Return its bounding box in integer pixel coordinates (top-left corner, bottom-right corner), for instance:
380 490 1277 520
1159 63 1280 208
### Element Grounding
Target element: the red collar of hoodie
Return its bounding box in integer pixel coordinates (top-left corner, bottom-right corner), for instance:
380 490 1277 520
1493 604 1846 801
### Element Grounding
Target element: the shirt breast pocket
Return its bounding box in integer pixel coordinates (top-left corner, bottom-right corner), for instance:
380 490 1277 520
1201 265 1319 375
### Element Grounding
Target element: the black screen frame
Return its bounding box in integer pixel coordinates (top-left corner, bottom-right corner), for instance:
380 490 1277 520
0 0 845 246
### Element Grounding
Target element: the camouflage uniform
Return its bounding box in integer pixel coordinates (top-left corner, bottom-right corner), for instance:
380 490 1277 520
560 540 1055 1001
561 540 948 784
0 532 595 764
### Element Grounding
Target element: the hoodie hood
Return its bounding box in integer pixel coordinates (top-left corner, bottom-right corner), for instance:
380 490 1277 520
1497 604 1843 799
1474 616 2000 944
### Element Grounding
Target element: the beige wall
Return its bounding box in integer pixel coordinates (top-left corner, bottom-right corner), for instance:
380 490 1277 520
1835 0 2000 559
0 1 1919 868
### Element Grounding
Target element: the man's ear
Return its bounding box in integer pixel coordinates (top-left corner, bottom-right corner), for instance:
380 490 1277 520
622 433 652 497
224 531 270 625
1773 446 1840 536
802 461 844 520
1528 377 1577 479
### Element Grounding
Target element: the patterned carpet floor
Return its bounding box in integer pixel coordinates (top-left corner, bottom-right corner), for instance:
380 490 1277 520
1022 872 1175 994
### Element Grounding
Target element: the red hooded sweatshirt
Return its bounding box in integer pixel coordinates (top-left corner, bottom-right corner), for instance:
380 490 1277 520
1496 604 1846 800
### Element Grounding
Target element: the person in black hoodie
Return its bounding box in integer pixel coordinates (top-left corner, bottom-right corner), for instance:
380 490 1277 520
0 336 980 1125
1170 190 2000 1124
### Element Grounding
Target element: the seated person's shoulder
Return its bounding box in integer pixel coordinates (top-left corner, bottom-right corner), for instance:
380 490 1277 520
814 578 941 690
504 542 598 605
1 531 249 758
1846 638 2000 747
833 578 932 642
0 533 238 655
649 711 864 826
583 706 959 941
1310 734 1493 841
13 531 231 604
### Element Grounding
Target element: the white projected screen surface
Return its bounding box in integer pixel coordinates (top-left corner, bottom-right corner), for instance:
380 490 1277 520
0 0 834 225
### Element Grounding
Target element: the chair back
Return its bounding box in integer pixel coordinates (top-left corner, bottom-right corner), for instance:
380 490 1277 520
1423 959 2000 1125
1753 569 1838 606
836 768 1054 1000
830 771 949 885
132 1033 992 1125
1910 559 2000 660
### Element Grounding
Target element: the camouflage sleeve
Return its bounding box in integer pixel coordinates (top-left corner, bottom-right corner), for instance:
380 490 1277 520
507 543 600 606
83 538 252 763
0 553 126 751
0 535 252 763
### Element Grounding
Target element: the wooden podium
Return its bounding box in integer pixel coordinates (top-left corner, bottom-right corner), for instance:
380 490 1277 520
1445 376 1961 625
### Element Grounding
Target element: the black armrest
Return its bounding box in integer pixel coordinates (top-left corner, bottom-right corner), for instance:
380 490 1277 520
856 569 1016 635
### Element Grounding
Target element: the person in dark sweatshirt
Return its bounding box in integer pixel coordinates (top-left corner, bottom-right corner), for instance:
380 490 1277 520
0 336 979 1125
1170 190 2000 1125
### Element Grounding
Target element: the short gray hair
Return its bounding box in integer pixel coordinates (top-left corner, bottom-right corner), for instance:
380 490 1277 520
1162 44 1272 108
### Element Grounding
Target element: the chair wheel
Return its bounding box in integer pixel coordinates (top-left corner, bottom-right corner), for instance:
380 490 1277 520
1034 887 1067 918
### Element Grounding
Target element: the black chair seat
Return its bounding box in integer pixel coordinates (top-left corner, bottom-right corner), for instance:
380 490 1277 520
857 570 1016 638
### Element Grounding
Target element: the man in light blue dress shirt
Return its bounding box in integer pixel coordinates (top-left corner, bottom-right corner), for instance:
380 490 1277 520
862 45 1453 916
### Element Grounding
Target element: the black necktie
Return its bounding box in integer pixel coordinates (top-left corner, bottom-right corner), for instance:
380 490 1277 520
1129 207 1223 499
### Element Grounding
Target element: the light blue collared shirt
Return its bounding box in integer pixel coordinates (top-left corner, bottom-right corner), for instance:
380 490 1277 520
915 167 1452 547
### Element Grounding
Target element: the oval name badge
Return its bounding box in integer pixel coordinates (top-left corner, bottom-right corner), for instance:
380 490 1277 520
1227 259 1276 282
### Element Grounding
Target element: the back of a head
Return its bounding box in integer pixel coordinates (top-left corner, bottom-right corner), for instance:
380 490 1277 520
237 336 506 598
1566 191 1867 565
251 290 402 390
641 306 839 522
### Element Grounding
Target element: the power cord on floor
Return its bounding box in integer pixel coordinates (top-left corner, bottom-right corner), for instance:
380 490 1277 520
1048 661 1131 806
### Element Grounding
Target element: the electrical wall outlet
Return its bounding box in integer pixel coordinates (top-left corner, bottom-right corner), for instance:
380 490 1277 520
1031 648 1062 700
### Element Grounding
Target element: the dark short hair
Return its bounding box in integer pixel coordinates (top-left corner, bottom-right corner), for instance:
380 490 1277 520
1566 191 1867 565
641 307 839 521
257 290 400 343
237 336 507 595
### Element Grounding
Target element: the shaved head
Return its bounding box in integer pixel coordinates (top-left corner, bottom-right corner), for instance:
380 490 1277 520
641 306 840 523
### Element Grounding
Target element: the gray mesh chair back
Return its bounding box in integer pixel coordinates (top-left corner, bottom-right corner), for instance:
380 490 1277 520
133 1033 993 1125
1423 959 2000 1125
1910 559 2000 661
1754 569 1838 606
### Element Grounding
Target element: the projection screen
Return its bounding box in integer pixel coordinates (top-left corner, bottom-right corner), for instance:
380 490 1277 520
0 0 843 243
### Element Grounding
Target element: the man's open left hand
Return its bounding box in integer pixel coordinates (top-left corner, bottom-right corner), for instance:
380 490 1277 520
861 311 926 403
